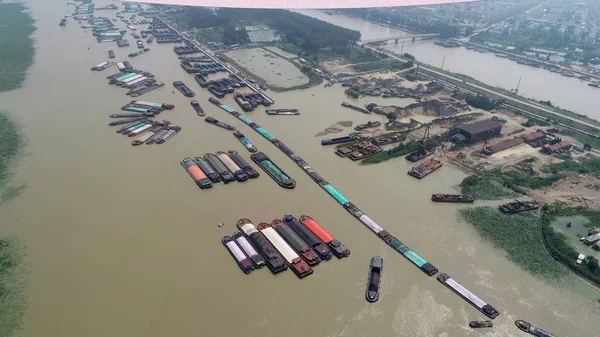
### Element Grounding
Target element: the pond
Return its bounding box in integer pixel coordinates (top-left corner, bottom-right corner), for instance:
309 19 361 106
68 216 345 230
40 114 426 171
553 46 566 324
225 48 308 88
551 215 600 258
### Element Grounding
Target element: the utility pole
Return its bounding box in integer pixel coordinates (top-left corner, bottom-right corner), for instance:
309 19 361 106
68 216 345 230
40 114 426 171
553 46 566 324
515 76 521 93
441 56 445 70
415 62 420 80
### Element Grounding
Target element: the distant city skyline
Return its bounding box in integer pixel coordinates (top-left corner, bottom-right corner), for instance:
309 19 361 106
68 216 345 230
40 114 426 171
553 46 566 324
123 0 477 10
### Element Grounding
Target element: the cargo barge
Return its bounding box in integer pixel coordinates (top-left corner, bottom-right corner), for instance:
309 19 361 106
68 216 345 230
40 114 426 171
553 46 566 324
59 18 67 26
299 215 350 258
227 151 259 179
336 141 382 161
128 48 150 57
271 219 321 266
190 100 205 116
204 153 235 183
131 101 174 110
366 256 383 303
156 126 181 144
408 158 443 179
250 152 295 189
91 61 114 71
222 236 254 274
216 151 248 182
232 231 265 269
193 157 221 183
515 320 556 337
116 121 148 134
498 200 540 214
173 81 195 97
110 113 154 118
405 148 435 162
136 40 144 49
208 97 221 106
180 158 213 189
108 117 147 126
265 109 300 116
204 117 235 131
341 102 370 114
233 131 257 153
431 194 475 203
469 321 493 329
371 133 406 146
354 121 381 131
257 223 313 278
437 273 499 319
146 35 154 43
108 50 115 58
132 124 163 146
234 92 253 112
129 83 164 97
283 214 332 260
237 219 287 274
321 135 356 146
145 127 170 145
215 91 438 278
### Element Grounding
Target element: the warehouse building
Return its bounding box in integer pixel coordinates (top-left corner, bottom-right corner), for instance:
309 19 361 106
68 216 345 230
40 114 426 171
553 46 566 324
457 119 503 143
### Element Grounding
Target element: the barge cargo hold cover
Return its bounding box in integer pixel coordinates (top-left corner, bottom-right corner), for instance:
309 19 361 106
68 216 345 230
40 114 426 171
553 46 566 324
299 215 350 258
222 236 254 274
237 219 287 274
258 223 313 278
437 273 499 319
283 214 332 261
232 231 265 268
271 219 321 266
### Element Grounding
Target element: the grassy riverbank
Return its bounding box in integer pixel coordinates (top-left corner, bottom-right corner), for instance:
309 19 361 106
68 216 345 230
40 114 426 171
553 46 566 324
460 207 568 278
0 236 27 337
0 4 34 335
460 169 565 197
0 3 35 93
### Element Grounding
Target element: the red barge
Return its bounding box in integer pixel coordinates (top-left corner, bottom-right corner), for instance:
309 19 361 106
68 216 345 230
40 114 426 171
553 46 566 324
408 158 443 179
271 219 321 266
299 215 350 258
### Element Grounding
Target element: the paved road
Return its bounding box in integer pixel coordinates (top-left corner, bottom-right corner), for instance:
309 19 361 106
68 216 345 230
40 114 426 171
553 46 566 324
366 45 600 133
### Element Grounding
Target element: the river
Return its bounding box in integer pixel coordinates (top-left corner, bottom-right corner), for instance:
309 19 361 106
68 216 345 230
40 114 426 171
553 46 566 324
1 1 599 337
295 10 600 120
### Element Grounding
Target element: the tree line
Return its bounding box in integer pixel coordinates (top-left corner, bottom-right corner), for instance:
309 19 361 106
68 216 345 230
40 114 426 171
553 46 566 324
179 8 361 55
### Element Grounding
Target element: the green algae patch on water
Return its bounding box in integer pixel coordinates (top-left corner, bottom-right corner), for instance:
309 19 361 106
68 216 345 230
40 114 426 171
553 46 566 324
0 236 27 337
0 3 36 93
459 206 568 279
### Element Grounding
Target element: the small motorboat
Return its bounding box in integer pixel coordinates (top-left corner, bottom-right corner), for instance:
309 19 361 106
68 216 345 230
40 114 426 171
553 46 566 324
365 256 383 303
469 321 493 328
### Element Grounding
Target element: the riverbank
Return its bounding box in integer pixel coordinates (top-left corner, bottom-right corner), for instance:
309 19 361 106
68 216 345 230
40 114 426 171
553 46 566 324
459 206 568 279
0 3 35 336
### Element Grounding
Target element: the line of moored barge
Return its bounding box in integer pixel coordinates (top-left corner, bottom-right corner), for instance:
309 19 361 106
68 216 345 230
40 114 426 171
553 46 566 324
210 97 501 318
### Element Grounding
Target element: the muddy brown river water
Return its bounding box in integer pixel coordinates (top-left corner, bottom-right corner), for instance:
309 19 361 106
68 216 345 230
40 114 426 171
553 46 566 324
0 1 599 336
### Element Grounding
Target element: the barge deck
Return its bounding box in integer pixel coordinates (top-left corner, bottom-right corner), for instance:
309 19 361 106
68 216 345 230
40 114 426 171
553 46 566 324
236 219 287 274
271 219 321 266
366 256 383 303
437 273 499 319
228 150 259 179
299 215 350 258
222 236 254 274
233 231 265 269
283 214 332 260
257 223 313 278
250 152 295 189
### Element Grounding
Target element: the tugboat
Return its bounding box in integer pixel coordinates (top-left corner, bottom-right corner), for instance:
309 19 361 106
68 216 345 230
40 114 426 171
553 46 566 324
233 131 257 153
190 100 205 116
208 97 221 106
366 256 383 303
498 200 540 214
469 321 493 329
108 50 115 58
431 194 475 203
515 320 556 337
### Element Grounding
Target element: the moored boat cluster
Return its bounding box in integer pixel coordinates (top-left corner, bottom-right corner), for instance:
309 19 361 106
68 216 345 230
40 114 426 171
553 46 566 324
223 216 350 278
180 151 260 189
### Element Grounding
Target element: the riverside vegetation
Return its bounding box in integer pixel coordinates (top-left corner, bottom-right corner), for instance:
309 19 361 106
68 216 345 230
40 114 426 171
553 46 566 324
0 3 34 336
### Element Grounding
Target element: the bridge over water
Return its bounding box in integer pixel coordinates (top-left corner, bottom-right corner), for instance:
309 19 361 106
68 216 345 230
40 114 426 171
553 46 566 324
360 34 440 45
